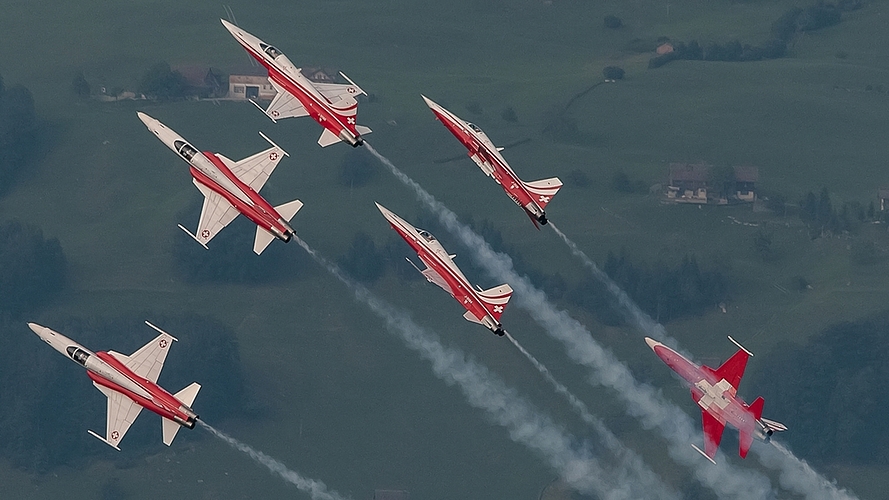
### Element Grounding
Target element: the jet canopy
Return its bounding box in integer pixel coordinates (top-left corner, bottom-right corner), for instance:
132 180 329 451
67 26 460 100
418 229 437 243
174 140 198 161
467 123 482 133
66 345 90 366
260 43 283 59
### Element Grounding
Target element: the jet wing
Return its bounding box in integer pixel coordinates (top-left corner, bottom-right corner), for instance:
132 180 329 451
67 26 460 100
710 348 750 390
701 409 726 461
421 267 452 295
91 384 143 450
193 180 240 246
262 80 309 120
221 143 287 193
312 82 361 104
122 325 177 383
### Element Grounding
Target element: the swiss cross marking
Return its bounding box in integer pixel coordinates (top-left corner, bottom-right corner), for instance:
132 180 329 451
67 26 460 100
200 229 211 239
493 305 504 313
159 339 168 349
271 110 280 117
509 182 518 190
269 152 279 161
539 195 551 203
111 430 120 440
347 87 356 94
347 117 356 124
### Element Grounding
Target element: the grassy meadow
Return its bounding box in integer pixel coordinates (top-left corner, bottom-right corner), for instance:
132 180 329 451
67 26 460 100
2 0 889 498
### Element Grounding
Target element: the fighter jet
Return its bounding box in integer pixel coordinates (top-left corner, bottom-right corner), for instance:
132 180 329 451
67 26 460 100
28 322 200 450
376 203 512 336
138 112 303 255
421 95 561 227
645 336 787 463
221 19 371 148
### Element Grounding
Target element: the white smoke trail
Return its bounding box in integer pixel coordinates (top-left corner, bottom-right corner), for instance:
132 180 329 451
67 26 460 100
547 224 858 500
197 420 349 500
757 441 857 500
504 331 659 486
548 223 673 347
292 235 678 500
364 143 774 499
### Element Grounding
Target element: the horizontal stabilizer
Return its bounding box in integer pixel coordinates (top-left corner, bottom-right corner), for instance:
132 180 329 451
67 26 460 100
748 396 765 420
162 418 181 447
254 227 276 255
318 128 340 147
275 199 303 222
463 310 484 325
355 125 372 135
174 382 201 408
739 431 754 458
163 382 200 446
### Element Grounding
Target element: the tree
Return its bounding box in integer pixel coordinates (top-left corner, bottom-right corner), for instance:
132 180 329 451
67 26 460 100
0 220 66 317
337 232 386 283
501 106 518 122
70 70 90 98
603 66 625 80
603 15 623 29
338 147 376 187
0 79 38 195
137 62 187 100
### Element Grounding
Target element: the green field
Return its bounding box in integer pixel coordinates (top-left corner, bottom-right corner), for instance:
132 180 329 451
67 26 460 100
2 0 889 498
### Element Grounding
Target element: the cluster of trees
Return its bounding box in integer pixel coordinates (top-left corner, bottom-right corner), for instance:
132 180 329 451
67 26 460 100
570 250 729 325
0 73 38 195
649 1 861 69
171 202 310 283
649 38 786 69
137 62 189 101
612 171 648 194
0 220 67 318
798 187 875 237
338 147 377 188
751 310 889 465
0 314 253 472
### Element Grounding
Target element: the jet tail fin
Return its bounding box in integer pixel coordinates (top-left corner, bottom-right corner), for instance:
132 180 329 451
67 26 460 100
276 199 304 222
748 396 765 420
477 284 513 321
524 177 563 209
355 125 372 135
463 310 484 325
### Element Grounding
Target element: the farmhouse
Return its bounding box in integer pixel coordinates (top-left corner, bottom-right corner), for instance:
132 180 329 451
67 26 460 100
227 66 336 100
665 163 759 204
172 65 226 98
666 162 710 203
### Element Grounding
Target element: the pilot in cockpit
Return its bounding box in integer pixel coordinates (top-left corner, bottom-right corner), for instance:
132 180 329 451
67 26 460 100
174 140 197 161
262 43 283 59
418 230 436 242
467 123 482 133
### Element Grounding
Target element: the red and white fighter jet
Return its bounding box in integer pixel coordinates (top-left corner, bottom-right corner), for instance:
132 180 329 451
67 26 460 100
376 203 513 336
646 336 787 463
221 19 371 148
28 321 200 451
138 112 302 255
422 95 561 227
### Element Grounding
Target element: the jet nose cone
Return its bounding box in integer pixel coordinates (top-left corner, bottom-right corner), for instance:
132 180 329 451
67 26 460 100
28 322 45 335
137 112 155 128
374 202 392 217
644 337 661 351
220 18 237 33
